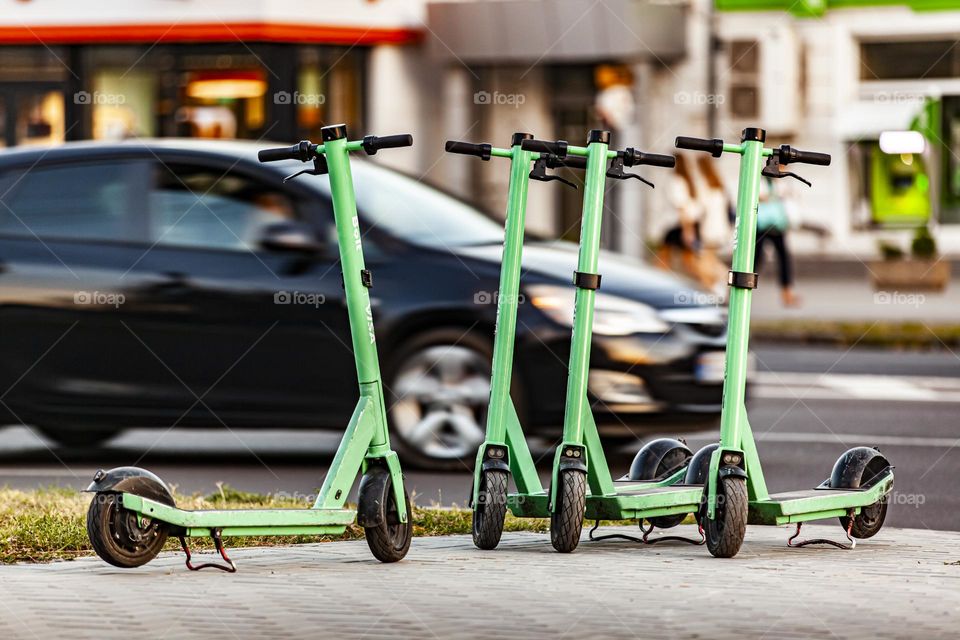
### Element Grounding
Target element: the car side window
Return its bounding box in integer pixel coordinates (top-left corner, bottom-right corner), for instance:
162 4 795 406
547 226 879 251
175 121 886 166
149 163 298 251
0 161 141 241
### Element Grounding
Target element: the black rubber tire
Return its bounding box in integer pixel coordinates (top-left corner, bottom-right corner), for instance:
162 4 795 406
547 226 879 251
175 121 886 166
842 499 887 539
838 456 890 539
550 470 586 553
704 476 747 558
36 426 121 448
472 469 508 550
86 492 169 568
364 481 413 563
648 446 693 530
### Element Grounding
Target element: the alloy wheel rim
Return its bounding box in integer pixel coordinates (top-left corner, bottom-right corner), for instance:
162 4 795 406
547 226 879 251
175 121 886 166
390 344 490 461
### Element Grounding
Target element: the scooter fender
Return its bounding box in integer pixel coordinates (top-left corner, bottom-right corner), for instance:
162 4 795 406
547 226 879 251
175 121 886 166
481 458 511 474
829 447 891 489
83 466 176 507
718 465 747 479
357 467 391 528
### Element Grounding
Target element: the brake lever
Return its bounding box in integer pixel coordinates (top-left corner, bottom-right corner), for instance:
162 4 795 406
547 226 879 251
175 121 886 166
762 156 811 187
283 155 329 182
606 156 654 188
529 157 577 189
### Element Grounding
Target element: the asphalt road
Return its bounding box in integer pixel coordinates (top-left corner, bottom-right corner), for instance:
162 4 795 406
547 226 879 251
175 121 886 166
0 344 957 531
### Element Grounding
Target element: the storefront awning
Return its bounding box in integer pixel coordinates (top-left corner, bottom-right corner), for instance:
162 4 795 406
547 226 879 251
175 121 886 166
0 23 421 46
426 0 686 63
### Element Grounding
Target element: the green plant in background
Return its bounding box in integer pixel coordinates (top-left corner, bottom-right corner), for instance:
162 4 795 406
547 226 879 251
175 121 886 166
878 240 905 261
911 226 937 260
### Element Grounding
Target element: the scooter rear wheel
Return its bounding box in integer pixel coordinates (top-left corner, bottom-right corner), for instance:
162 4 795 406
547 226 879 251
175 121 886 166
472 469 508 550
87 492 169 568
363 480 413 563
704 476 747 558
550 470 586 553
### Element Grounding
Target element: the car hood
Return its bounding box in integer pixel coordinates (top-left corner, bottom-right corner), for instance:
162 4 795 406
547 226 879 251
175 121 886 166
455 240 707 309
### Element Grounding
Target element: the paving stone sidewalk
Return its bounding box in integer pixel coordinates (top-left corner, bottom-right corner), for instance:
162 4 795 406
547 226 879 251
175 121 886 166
1 524 958 639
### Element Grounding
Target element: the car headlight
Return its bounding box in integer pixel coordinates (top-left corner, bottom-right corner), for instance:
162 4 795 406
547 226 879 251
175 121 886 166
527 284 669 336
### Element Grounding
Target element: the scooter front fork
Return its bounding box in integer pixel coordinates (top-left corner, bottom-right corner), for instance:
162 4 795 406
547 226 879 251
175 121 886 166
705 446 747 519
364 449 408 524
549 442 587 511
471 442 510 507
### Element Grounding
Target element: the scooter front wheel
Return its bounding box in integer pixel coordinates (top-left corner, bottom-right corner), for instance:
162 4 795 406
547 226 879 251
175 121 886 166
704 476 747 558
472 469 508 550
87 492 169 568
550 470 586 553
363 479 413 563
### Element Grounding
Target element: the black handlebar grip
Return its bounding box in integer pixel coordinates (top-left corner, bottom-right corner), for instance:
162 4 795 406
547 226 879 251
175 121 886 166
778 145 831 166
259 141 313 163
520 139 569 157
674 136 724 158
624 149 675 168
362 134 413 155
545 154 587 170
444 140 493 161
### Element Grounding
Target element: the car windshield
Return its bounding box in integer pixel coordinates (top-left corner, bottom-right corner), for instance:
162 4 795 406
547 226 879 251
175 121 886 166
351 164 505 247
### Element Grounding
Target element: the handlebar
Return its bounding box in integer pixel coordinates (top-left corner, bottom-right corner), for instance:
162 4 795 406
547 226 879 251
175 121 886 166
444 140 493 161
777 144 831 166
258 140 316 163
362 134 414 155
623 148 675 168
674 136 724 158
520 139 569 156
545 154 587 170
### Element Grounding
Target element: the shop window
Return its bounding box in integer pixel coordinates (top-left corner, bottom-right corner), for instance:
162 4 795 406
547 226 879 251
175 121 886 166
91 70 157 139
149 163 298 251
861 41 960 81
728 40 759 120
179 69 268 139
295 47 366 140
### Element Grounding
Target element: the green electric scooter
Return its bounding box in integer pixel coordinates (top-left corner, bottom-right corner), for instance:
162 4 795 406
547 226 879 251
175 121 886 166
675 128 894 554
84 124 415 571
450 131 709 553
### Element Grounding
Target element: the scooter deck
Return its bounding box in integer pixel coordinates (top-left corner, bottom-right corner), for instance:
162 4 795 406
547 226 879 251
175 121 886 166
748 473 894 525
507 484 703 521
122 493 355 537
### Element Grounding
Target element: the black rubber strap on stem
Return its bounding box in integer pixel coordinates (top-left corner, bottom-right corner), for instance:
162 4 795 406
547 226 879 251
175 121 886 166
573 271 601 290
728 271 758 289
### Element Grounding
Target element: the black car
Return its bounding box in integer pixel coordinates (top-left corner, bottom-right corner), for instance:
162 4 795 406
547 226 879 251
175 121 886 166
0 139 726 469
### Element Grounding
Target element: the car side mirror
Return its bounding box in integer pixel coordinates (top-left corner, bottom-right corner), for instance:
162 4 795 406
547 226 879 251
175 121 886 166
258 221 325 255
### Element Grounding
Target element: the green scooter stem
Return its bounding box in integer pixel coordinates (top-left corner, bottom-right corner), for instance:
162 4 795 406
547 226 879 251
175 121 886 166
445 135 550 508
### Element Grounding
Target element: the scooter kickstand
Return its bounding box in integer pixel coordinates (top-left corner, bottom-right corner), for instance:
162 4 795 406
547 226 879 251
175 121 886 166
587 520 705 546
180 529 238 572
786 515 856 550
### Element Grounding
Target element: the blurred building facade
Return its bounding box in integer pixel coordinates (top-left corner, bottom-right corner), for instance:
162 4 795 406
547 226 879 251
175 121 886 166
1 0 960 260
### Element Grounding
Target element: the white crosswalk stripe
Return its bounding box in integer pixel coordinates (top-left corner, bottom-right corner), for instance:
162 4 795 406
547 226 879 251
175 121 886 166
752 371 960 403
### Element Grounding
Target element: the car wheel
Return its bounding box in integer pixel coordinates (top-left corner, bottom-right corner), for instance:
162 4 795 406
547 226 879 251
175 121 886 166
386 328 498 471
34 425 122 448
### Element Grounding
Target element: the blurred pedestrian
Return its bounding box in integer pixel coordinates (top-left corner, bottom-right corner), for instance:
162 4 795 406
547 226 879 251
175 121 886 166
756 173 800 307
695 155 733 298
657 154 703 283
